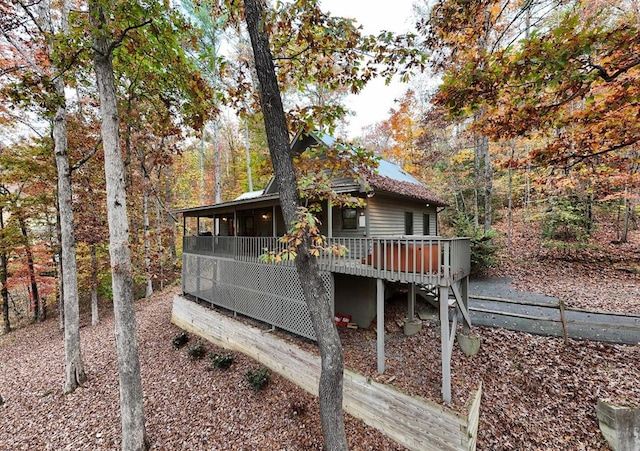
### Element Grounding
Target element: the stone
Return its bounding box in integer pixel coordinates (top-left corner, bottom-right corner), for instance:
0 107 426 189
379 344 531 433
403 319 422 336
596 400 640 451
456 332 481 356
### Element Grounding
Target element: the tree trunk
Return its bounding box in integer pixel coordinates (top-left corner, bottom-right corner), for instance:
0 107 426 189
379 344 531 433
621 188 630 243
507 141 514 249
89 2 149 449
1 207 10 334
243 1 347 449
38 0 86 393
245 119 253 192
18 217 42 322
214 121 222 203
483 134 492 232
143 187 153 297
91 243 99 326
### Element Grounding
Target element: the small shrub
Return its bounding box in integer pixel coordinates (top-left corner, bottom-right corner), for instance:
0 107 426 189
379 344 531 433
209 352 234 370
187 341 207 361
245 366 271 391
172 331 189 349
452 213 500 272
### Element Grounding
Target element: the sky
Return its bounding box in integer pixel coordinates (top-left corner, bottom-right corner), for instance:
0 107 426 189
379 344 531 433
318 0 423 138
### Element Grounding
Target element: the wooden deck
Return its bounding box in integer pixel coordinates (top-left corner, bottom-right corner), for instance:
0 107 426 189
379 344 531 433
172 294 481 451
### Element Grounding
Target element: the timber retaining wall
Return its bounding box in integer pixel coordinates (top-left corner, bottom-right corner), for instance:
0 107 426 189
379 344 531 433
172 294 481 451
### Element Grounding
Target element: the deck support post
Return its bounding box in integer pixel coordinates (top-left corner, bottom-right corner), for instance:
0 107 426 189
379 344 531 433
461 276 470 334
408 283 416 321
327 198 333 238
377 278 385 374
439 283 451 403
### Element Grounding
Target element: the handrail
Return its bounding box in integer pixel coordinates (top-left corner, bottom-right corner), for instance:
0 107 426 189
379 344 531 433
183 235 471 284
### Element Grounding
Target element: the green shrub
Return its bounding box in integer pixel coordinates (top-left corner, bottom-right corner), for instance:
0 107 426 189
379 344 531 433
452 213 500 272
209 352 234 370
172 331 189 349
245 366 271 391
187 341 207 361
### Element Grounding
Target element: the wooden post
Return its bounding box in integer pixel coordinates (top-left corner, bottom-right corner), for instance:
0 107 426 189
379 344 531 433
271 205 276 235
327 198 333 238
408 283 415 322
377 278 385 374
439 284 451 403
559 299 568 345
462 276 470 334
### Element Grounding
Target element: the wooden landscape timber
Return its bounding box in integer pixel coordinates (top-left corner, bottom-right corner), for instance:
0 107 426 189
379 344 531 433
172 294 482 451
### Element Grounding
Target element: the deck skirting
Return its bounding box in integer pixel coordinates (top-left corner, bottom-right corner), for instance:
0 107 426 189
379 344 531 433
172 294 481 451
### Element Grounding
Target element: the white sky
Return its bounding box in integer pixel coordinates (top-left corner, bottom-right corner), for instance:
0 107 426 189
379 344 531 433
319 0 421 138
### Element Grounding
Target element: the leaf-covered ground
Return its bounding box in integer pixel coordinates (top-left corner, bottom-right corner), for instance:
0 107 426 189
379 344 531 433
1 286 638 450
483 209 640 314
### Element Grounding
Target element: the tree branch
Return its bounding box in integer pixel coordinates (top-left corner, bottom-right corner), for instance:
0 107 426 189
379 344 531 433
107 19 152 55
70 138 102 172
589 57 640 82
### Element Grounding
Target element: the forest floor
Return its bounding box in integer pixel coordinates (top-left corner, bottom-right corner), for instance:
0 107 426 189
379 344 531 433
0 211 638 450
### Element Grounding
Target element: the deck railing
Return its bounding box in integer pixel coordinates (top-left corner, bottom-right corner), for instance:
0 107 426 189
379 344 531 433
183 235 471 284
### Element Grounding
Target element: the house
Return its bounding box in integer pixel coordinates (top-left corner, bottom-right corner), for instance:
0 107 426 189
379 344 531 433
174 130 472 402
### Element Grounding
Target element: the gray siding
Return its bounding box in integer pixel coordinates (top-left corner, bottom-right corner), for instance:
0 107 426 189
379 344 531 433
331 206 367 238
368 196 438 236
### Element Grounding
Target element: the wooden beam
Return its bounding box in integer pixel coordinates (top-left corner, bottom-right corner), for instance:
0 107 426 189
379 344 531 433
439 284 451 403
377 278 385 374
451 282 472 330
408 283 416 321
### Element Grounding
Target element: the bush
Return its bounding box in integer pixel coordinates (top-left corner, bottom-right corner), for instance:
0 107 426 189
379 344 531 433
245 366 271 391
452 214 500 272
209 352 234 370
187 341 207 361
172 331 189 349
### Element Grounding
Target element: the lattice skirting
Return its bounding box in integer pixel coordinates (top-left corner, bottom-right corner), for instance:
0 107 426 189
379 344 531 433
182 254 334 340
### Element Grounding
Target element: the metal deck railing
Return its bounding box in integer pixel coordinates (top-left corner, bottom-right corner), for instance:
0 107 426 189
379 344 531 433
183 235 471 285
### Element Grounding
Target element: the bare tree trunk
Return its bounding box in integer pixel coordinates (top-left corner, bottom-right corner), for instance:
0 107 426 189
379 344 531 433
214 121 222 203
91 243 99 326
18 217 42 322
199 133 206 203
1 207 10 334
245 119 253 192
621 188 631 243
143 187 153 297
483 134 492 232
90 2 148 449
507 141 515 249
155 197 164 291
244 1 347 449
38 0 86 393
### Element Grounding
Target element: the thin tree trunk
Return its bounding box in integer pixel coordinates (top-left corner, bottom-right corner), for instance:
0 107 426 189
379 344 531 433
18 217 41 322
483 134 492 231
214 121 222 203
245 118 253 192
155 197 164 291
1 207 10 334
199 133 206 203
507 141 514 249
244 1 347 449
621 188 630 243
143 187 153 297
89 3 148 449
91 243 99 326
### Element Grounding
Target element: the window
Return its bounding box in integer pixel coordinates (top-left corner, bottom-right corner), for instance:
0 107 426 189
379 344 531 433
404 211 413 235
342 208 357 229
423 214 431 235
